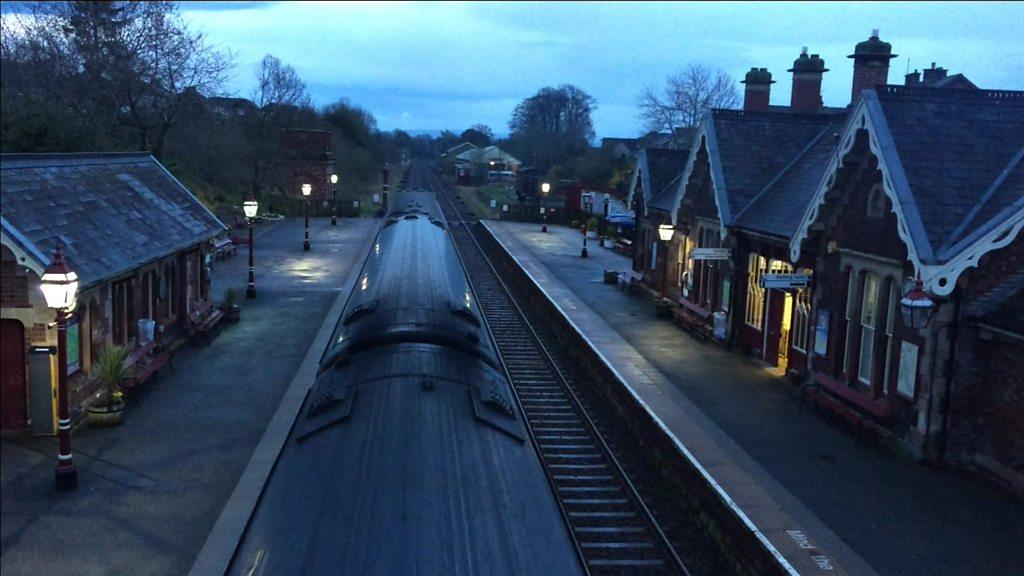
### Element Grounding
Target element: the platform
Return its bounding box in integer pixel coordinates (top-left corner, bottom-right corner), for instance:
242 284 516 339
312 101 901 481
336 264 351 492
482 220 1024 576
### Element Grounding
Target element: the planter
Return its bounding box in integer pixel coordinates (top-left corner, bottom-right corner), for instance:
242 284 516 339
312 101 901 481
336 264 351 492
602 238 615 249
220 304 240 322
655 298 675 319
87 400 126 427
586 231 598 239
603 270 619 285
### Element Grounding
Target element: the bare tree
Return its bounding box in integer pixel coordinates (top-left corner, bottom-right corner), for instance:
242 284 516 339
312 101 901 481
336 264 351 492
249 54 311 194
638 64 739 134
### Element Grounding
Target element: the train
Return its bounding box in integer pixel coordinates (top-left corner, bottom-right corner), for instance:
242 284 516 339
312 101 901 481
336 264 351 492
225 178 583 575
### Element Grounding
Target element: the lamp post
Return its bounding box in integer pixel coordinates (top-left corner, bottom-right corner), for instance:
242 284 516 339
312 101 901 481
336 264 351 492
541 182 550 233
301 183 311 251
900 275 935 329
40 244 79 491
581 224 589 258
243 195 259 299
658 224 674 298
381 164 390 214
330 174 338 226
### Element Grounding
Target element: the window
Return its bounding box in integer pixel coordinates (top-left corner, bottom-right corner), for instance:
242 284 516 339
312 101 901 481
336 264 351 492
676 238 685 288
792 287 812 353
843 269 856 375
857 272 879 385
745 253 767 329
650 238 658 270
867 183 886 219
882 281 897 392
700 228 718 307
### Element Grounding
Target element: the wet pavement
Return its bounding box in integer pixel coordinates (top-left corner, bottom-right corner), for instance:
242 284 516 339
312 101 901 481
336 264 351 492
485 220 1024 576
0 217 379 576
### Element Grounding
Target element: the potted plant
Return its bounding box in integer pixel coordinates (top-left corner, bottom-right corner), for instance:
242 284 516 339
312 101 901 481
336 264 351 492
604 270 619 285
655 297 675 319
220 287 240 321
87 344 131 427
586 217 600 238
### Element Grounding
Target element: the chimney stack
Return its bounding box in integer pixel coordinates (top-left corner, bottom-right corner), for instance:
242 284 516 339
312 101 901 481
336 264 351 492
848 29 897 102
905 69 921 86
922 62 948 85
741 67 774 112
788 47 828 113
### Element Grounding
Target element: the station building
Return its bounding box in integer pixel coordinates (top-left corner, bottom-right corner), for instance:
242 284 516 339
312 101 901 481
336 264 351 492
1 153 225 435
637 32 1024 489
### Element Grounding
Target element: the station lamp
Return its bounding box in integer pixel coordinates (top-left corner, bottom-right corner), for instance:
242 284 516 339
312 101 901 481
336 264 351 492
900 276 935 329
301 184 312 251
658 224 675 242
330 174 339 225
243 195 259 299
40 244 79 491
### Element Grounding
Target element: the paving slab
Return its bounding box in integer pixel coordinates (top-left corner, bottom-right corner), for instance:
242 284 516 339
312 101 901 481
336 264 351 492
0 217 379 576
484 220 1024 576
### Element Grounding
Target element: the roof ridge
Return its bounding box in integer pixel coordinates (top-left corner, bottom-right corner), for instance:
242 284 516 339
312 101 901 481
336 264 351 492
733 120 840 224
877 84 1024 100
941 145 1024 255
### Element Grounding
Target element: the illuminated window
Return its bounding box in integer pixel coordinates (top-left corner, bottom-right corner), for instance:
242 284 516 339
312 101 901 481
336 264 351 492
792 286 812 353
745 253 767 329
858 272 879 385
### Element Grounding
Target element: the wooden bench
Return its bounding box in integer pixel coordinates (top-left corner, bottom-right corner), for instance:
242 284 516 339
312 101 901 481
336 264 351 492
213 237 237 259
187 304 225 343
121 340 174 392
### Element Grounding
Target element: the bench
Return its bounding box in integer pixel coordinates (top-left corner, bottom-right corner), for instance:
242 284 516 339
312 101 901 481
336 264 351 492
187 304 225 343
121 340 174 392
213 237 237 259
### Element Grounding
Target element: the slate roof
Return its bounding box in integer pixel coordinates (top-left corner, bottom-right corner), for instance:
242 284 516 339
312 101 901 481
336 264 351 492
965 270 1024 335
1 152 226 288
871 86 1024 261
733 116 845 239
646 147 691 213
707 109 838 225
455 145 520 166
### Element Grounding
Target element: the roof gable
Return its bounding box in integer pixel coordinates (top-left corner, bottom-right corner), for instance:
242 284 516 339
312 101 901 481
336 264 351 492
1 153 226 288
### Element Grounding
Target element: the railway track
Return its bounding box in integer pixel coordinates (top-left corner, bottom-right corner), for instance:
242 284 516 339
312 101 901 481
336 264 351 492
410 164 690 576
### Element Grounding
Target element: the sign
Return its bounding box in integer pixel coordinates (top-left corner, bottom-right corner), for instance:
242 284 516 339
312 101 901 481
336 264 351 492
761 273 812 289
66 315 80 374
372 193 381 204
540 207 546 214
502 203 509 212
814 309 829 356
352 200 361 208
897 341 918 397
489 199 497 208
690 248 731 260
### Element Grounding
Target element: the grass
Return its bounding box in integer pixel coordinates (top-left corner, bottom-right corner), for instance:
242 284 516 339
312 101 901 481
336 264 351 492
454 182 519 219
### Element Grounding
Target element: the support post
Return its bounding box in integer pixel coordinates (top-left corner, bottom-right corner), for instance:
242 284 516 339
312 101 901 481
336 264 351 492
303 199 311 251
246 219 256 299
55 312 77 491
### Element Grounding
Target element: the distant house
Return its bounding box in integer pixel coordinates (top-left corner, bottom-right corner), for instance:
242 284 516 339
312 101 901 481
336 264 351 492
1 153 226 433
600 137 641 163
280 129 335 201
205 96 257 119
453 145 521 185
441 142 478 159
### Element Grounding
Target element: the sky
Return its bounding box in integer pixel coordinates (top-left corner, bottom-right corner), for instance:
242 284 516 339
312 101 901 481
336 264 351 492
16 1 1024 140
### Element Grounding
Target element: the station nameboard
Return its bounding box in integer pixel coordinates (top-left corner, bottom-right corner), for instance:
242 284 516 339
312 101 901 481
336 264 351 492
761 273 812 289
690 248 731 260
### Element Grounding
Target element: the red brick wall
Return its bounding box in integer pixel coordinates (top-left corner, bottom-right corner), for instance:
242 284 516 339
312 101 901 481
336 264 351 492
851 61 891 102
280 129 334 200
1 258 30 309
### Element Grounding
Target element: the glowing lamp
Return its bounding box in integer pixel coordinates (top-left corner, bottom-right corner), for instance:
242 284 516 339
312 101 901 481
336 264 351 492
658 224 674 242
301 184 312 196
40 245 78 312
900 277 935 329
243 196 259 219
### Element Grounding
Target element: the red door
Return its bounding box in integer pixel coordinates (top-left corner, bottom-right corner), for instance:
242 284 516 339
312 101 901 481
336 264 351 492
764 289 786 366
1 319 27 430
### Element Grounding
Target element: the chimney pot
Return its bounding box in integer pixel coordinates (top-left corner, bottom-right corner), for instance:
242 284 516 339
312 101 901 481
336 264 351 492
788 48 828 113
849 31 897 102
741 67 774 112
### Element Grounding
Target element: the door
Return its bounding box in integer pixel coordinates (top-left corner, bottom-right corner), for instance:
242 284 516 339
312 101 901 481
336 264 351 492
1 319 27 430
763 289 786 366
778 292 794 370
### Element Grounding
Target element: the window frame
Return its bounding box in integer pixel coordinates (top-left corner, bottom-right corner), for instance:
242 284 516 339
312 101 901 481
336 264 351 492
857 271 879 385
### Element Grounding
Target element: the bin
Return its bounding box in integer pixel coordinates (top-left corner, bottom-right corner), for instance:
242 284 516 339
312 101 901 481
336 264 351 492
712 311 727 341
137 319 156 343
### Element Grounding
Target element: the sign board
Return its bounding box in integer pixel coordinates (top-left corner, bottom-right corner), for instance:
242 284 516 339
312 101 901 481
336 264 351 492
540 207 546 214
372 193 381 204
897 341 919 397
814 309 829 356
66 316 80 375
761 273 812 289
502 203 509 212
690 248 731 260
489 199 497 208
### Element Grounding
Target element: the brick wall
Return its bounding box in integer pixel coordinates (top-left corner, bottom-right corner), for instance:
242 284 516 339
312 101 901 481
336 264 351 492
280 129 334 201
851 61 891 102
1 257 30 308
